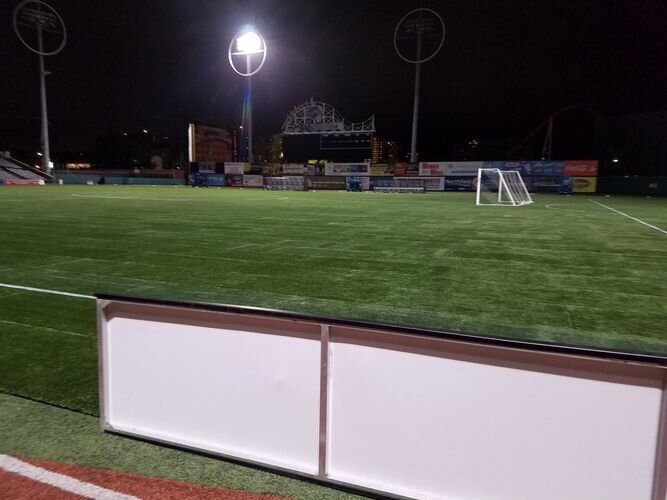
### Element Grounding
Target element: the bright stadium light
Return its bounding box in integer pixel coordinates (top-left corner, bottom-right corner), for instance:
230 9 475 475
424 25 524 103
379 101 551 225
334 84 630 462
228 27 267 164
13 0 67 176
236 31 262 53
394 9 445 164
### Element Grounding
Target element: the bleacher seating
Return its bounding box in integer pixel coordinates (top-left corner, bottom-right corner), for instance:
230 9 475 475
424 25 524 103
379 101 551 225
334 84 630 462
0 168 18 180
4 166 45 180
0 152 53 182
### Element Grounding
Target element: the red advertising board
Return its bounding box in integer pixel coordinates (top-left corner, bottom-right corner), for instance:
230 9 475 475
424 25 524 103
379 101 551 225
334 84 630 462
2 179 43 185
393 162 418 176
564 161 598 177
225 174 244 187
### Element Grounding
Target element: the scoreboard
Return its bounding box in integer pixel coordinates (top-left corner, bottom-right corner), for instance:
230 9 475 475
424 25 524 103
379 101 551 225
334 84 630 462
283 133 372 163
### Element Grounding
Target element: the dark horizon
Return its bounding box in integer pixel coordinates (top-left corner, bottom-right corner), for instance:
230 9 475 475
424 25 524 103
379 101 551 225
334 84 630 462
2 0 666 160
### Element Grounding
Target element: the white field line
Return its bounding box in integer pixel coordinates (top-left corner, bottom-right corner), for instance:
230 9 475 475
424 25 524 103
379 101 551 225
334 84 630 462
0 454 139 500
71 194 290 201
0 319 90 338
0 283 94 299
544 204 591 212
588 199 667 235
72 194 187 201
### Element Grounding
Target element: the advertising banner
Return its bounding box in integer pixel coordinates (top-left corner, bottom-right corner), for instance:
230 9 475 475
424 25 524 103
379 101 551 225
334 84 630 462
307 176 346 189
481 161 565 176
420 162 483 176
282 164 307 175
370 164 393 176
565 161 599 177
527 161 564 176
224 162 246 175
369 176 393 190
411 177 445 191
225 174 244 187
188 123 232 163
528 176 561 192
205 174 226 187
501 161 529 174
198 162 216 174
393 162 419 176
482 161 529 175
243 175 264 187
419 162 446 176
572 177 597 193
481 161 507 171
244 164 264 175
444 176 476 191
324 163 370 176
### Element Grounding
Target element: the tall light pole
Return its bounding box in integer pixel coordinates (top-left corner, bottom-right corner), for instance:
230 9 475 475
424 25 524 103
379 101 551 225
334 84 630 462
394 9 445 164
228 28 267 164
13 0 66 175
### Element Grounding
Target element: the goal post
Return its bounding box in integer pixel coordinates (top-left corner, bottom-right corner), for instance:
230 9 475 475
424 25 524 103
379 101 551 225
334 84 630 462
476 168 534 206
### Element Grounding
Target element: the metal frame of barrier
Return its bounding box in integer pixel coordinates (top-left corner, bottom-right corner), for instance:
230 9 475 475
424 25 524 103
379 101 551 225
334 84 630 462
97 293 667 500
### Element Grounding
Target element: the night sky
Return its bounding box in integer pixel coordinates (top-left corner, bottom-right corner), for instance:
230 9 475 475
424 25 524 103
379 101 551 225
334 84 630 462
2 0 666 158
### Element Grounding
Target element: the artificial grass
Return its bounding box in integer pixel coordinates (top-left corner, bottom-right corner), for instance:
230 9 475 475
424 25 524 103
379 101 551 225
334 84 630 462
0 186 666 417
0 291 98 415
0 185 665 495
0 393 361 500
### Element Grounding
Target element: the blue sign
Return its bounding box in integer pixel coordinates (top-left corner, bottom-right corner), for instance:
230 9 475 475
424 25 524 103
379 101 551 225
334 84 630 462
206 174 226 186
445 176 475 191
528 161 564 176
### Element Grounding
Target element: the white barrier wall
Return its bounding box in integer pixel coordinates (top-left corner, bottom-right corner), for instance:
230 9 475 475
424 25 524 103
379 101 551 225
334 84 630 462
98 296 667 500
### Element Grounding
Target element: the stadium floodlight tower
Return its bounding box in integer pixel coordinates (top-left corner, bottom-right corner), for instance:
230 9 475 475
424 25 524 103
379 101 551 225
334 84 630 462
394 9 445 164
228 27 267 164
13 0 67 175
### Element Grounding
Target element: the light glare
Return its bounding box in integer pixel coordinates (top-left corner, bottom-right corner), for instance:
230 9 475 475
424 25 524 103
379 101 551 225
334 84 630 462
236 31 262 53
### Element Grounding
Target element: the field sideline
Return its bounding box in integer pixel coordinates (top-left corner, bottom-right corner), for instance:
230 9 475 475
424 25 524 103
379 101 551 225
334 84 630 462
0 185 665 496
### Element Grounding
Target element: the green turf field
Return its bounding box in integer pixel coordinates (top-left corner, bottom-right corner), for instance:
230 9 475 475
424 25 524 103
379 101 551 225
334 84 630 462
0 185 665 495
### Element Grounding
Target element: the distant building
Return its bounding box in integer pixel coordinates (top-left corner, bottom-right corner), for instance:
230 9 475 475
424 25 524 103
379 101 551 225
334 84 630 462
52 151 93 170
232 129 239 161
371 137 402 164
371 136 384 164
269 134 283 163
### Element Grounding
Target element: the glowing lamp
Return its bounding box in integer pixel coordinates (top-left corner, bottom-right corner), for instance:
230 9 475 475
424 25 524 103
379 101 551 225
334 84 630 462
236 31 262 54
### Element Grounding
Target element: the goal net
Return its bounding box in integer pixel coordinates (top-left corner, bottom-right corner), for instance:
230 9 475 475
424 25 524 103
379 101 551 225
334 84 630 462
476 168 533 206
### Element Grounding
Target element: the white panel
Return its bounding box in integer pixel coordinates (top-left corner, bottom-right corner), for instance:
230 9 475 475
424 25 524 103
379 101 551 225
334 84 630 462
327 340 663 500
104 316 321 474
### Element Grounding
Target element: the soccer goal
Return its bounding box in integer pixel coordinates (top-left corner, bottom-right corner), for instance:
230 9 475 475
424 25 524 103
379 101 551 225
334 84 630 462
476 168 534 206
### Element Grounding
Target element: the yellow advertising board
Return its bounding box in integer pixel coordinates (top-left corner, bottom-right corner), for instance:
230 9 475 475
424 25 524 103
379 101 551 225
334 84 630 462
572 177 597 193
370 164 392 176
